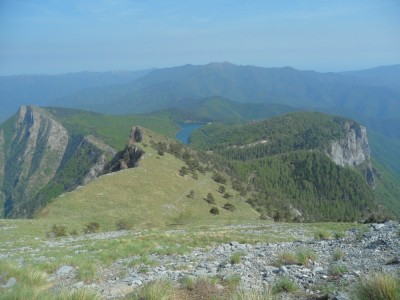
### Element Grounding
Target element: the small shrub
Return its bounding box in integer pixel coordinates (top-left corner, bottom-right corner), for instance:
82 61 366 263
224 274 241 290
353 273 400 300
356 227 370 241
83 222 100 234
47 224 68 237
332 249 345 261
314 229 332 240
179 166 189 176
210 207 219 215
70 229 79 236
223 192 232 199
205 193 215 204
334 231 346 239
328 263 348 276
189 277 222 299
312 282 336 295
223 203 236 212
182 275 195 290
232 289 273 300
218 185 226 194
272 277 299 294
77 262 98 282
116 220 132 230
296 248 317 266
212 172 226 184
24 269 48 286
61 289 101 300
187 190 195 199
231 251 245 264
133 280 175 300
275 251 297 266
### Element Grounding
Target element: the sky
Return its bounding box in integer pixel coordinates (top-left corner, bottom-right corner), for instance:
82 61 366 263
0 0 399 75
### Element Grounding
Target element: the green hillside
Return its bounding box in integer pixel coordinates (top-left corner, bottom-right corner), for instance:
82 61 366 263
226 151 376 221
191 112 349 154
38 128 259 230
190 112 390 221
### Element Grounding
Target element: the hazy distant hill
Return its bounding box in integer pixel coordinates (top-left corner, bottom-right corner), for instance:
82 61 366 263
47 62 400 121
340 65 400 89
0 69 151 122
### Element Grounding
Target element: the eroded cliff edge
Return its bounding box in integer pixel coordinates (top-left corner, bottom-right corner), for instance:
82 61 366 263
0 106 117 217
326 121 375 187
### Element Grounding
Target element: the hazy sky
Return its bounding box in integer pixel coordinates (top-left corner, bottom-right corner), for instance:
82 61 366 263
0 0 399 75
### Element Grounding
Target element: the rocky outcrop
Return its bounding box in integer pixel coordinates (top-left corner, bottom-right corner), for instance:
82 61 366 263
81 136 117 185
328 122 370 167
327 121 375 187
103 127 144 174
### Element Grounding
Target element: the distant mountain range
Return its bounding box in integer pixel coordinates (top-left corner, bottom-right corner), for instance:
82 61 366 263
1 62 400 139
51 63 400 121
0 69 151 123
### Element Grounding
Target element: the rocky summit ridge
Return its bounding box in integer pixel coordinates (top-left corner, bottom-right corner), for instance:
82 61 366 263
1 221 398 299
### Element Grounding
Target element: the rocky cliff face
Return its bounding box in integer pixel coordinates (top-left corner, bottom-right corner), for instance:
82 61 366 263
0 106 70 216
0 106 117 218
328 122 370 167
103 127 145 174
326 121 375 187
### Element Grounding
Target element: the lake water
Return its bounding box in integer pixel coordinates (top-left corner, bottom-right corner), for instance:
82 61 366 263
175 123 205 144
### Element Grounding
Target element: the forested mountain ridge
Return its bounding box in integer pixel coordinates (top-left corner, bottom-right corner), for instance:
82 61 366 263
191 112 371 168
190 112 396 221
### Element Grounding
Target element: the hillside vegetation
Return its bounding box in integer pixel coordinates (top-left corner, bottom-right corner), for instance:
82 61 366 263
190 112 389 221
39 128 259 230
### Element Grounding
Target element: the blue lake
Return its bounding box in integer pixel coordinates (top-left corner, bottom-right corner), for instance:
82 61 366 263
176 123 205 144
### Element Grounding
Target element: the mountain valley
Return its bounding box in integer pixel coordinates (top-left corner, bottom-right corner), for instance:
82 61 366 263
0 63 399 299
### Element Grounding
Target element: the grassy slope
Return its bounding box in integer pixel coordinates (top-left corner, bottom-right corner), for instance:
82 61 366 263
38 128 259 231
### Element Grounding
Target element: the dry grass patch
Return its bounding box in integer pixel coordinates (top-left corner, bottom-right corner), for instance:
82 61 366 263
353 273 400 300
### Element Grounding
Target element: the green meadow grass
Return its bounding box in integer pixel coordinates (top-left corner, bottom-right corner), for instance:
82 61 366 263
37 129 259 232
0 128 366 299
